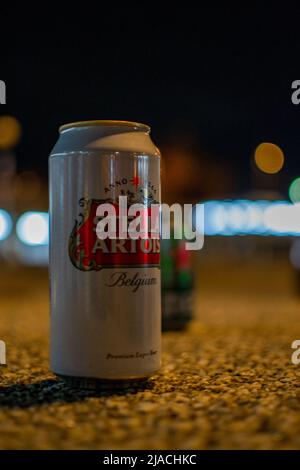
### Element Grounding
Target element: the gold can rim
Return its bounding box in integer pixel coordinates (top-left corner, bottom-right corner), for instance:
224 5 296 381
59 120 150 133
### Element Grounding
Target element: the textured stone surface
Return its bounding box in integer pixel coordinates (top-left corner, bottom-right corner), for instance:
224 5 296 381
1 264 300 449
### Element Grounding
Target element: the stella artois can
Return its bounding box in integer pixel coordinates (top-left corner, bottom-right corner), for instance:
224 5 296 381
49 120 161 388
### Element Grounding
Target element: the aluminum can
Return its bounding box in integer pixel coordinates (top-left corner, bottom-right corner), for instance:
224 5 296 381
49 120 161 388
161 235 194 331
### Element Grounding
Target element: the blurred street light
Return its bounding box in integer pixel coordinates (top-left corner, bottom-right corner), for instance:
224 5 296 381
0 115 22 149
254 143 284 175
289 177 300 203
0 209 13 241
16 212 49 246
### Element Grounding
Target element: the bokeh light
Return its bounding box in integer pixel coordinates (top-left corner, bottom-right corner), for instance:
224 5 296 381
203 200 300 236
203 200 269 236
0 115 22 149
241 200 268 235
263 202 300 235
0 209 13 241
203 201 227 235
226 201 248 234
16 212 49 246
289 177 300 203
254 142 284 174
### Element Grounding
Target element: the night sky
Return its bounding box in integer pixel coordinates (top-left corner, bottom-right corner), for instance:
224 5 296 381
2 7 300 195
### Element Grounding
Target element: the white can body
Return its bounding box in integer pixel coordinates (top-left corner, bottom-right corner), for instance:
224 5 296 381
49 122 161 381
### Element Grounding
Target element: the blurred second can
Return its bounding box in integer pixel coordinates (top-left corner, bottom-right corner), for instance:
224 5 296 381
161 233 194 331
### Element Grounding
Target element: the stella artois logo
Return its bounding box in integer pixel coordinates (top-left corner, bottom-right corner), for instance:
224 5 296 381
69 180 160 271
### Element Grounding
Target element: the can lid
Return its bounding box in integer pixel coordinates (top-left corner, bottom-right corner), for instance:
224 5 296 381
59 120 150 133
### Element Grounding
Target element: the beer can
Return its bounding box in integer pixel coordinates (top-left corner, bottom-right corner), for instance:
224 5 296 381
161 227 194 331
49 120 161 388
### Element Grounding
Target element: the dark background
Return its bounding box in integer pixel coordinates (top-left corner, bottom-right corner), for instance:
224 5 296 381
2 8 300 453
1 6 300 196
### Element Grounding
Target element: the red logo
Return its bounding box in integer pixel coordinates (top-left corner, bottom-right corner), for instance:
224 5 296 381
69 197 160 271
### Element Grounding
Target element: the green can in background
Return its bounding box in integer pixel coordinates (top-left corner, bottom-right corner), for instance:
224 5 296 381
161 236 194 331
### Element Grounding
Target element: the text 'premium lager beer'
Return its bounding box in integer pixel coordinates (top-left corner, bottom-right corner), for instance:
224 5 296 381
49 121 161 388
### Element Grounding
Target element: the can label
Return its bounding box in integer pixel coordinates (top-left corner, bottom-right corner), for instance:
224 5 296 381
69 196 160 271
